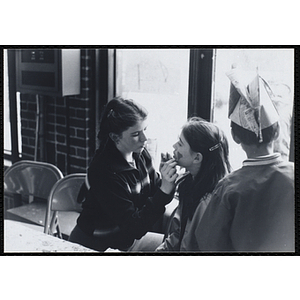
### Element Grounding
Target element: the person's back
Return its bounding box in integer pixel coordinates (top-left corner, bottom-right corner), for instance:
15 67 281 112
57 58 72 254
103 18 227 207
196 68 295 252
197 154 294 252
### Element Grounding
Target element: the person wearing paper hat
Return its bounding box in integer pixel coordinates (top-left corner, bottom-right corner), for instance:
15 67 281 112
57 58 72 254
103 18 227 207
227 67 280 143
195 68 294 252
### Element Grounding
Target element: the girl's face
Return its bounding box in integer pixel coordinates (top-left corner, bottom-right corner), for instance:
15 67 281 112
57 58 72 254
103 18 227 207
117 119 148 155
173 132 197 169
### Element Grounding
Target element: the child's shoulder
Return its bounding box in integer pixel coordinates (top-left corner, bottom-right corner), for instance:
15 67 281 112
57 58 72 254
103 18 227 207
213 167 249 191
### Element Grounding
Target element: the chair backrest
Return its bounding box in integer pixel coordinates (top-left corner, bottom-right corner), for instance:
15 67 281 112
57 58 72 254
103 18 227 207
4 160 64 201
44 173 86 237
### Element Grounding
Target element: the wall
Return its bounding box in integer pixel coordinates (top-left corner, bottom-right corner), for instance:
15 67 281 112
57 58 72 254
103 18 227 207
19 49 96 175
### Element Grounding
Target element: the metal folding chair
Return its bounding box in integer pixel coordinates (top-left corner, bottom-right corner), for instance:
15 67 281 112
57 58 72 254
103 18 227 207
44 173 85 239
4 160 63 207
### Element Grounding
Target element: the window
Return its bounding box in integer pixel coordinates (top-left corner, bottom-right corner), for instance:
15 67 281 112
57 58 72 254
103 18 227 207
3 49 22 166
213 48 294 170
4 50 11 156
116 49 190 168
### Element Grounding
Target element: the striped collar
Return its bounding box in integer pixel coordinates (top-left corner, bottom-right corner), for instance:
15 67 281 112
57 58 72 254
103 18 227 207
243 153 282 167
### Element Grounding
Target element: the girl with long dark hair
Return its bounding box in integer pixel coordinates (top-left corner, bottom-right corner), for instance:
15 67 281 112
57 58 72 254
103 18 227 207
156 117 231 251
69 97 178 251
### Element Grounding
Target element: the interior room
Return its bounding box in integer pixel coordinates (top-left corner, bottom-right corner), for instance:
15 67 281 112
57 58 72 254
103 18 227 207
3 47 295 253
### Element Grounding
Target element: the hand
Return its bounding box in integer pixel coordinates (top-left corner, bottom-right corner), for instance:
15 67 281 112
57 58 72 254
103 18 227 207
161 152 172 162
160 158 178 194
160 152 173 171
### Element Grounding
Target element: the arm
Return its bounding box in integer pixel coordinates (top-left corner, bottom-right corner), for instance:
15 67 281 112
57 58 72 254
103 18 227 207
91 168 176 241
142 149 178 195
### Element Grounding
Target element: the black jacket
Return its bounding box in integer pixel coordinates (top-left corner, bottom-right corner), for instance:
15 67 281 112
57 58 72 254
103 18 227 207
77 140 173 250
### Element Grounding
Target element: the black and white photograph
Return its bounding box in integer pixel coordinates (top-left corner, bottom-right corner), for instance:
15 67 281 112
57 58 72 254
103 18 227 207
1 4 299 296
3 47 295 255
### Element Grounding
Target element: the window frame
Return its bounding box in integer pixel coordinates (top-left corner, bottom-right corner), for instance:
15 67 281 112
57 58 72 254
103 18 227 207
5 49 20 164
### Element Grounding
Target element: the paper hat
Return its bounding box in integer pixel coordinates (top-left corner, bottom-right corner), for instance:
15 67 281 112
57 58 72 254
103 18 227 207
226 68 279 142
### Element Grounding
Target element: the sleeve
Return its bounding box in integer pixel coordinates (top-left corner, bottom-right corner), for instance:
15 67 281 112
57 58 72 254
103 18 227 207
156 204 181 251
195 183 234 252
91 170 174 240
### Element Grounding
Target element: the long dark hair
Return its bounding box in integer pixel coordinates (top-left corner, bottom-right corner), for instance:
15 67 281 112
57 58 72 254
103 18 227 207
179 117 231 218
97 97 148 152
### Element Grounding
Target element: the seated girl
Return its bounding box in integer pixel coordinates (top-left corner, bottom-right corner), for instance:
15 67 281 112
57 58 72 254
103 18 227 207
156 117 231 251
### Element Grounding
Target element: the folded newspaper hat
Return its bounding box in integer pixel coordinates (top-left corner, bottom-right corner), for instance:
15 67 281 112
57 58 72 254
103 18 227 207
226 67 279 142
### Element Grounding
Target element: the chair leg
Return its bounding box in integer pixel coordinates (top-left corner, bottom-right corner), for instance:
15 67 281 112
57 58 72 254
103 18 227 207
49 212 62 239
28 195 34 204
55 219 62 239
